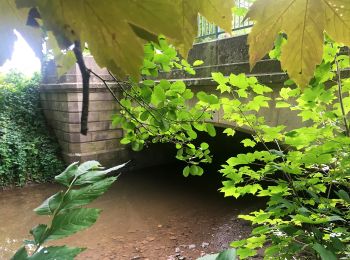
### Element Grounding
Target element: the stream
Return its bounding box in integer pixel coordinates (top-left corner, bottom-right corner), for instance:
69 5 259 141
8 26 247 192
0 164 261 259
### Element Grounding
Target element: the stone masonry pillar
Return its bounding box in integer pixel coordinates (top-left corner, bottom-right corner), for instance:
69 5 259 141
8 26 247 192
40 56 129 166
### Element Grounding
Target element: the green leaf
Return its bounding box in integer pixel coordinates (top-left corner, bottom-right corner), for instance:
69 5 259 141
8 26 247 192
251 83 272 94
197 248 237 260
246 96 270 112
151 84 166 105
62 177 117 211
30 224 48 244
223 128 236 137
140 111 150 121
182 89 194 99
190 165 204 176
293 214 328 224
229 74 249 89
335 190 350 203
236 248 256 259
75 162 127 185
193 60 204 66
170 81 186 94
197 91 219 104
54 51 76 78
120 138 131 145
28 246 84 260
206 124 216 137
11 246 28 260
159 118 170 132
264 245 280 258
131 141 144 151
212 72 228 85
77 161 101 174
241 139 256 148
54 162 79 186
112 114 125 126
230 240 246 248
34 192 63 216
312 243 337 260
143 80 155 86
235 88 248 98
246 235 266 249
251 226 270 235
227 154 256 167
46 208 101 241
187 129 198 139
200 142 209 150
183 166 190 177
55 161 102 186
276 101 291 108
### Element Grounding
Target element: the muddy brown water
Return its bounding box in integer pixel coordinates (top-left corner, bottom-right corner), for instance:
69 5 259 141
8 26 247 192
0 165 262 259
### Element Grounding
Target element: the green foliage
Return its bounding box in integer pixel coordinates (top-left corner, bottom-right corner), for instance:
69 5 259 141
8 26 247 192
198 248 237 260
113 37 350 259
12 160 126 260
112 36 217 176
217 42 350 259
0 71 64 187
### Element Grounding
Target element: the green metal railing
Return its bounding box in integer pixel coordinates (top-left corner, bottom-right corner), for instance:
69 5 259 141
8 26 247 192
197 0 253 41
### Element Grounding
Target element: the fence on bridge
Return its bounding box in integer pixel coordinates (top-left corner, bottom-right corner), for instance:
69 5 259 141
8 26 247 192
197 0 253 41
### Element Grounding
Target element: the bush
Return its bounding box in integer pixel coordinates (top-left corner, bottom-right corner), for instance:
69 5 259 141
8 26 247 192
0 71 64 187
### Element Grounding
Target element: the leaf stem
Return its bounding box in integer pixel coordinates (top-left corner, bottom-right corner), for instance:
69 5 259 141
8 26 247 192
334 51 350 137
33 175 78 254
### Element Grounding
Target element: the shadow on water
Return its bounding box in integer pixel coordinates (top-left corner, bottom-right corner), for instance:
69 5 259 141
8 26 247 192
0 127 265 259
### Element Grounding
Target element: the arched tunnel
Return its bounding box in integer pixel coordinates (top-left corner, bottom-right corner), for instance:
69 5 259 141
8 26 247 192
128 125 264 192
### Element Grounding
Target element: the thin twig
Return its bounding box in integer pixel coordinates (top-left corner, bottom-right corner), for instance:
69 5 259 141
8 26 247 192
88 69 156 135
107 71 161 122
334 53 350 137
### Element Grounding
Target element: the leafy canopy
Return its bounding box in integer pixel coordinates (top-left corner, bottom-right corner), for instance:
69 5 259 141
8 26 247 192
247 0 350 87
2 1 350 86
4 0 233 79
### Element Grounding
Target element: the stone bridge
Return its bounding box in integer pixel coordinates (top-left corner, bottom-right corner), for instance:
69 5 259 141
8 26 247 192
40 35 301 167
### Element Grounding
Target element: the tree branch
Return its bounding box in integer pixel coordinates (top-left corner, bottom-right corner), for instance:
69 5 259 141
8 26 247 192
73 41 90 135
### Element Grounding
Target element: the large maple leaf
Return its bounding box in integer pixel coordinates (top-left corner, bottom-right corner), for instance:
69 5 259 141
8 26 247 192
247 0 350 87
13 0 233 79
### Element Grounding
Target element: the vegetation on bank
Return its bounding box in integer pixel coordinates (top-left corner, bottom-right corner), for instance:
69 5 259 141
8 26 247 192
0 71 64 187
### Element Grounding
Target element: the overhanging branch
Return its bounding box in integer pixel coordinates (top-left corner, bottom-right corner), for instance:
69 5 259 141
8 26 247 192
73 41 90 135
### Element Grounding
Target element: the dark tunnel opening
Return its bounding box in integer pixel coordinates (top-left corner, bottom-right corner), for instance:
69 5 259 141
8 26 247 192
128 126 270 203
